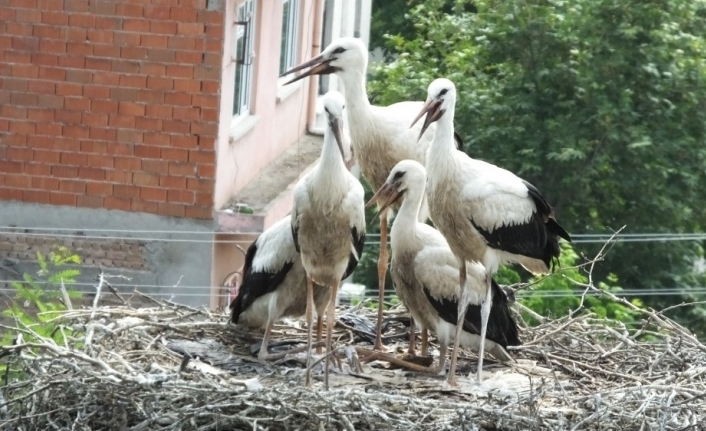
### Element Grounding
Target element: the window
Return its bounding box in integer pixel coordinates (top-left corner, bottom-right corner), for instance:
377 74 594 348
279 0 299 76
233 0 256 119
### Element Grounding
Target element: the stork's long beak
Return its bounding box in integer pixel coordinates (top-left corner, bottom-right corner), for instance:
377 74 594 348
410 98 444 141
329 116 346 160
366 183 403 223
281 53 337 85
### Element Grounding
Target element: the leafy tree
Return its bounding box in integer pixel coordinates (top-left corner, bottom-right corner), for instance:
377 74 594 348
367 0 706 331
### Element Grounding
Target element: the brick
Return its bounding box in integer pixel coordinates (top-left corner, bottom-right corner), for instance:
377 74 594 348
205 24 223 39
65 0 89 12
63 125 89 139
31 52 58 67
93 44 121 58
185 206 211 219
7 147 33 161
23 189 53 204
108 88 137 102
24 163 51 176
50 192 77 206
9 121 35 134
33 149 61 163
159 175 186 188
105 169 131 183
67 42 93 55
171 135 198 149
134 145 161 158
136 90 164 104
142 159 169 174
82 112 109 127
80 140 107 153
85 153 114 168
172 106 200 121
174 79 201 93
135 117 162 131
7 22 33 36
55 109 82 124
108 114 135 128
11 63 40 77
119 74 146 88
104 196 131 211
105 142 132 156
0 186 24 201
78 166 106 180
150 21 177 35
35 122 63 136
114 184 140 198
67 28 87 42
175 51 202 65
115 3 143 17
197 9 222 24
27 108 55 122
53 137 80 152
194 191 212 206
197 163 215 179
146 48 175 63
123 19 149 32
167 189 194 204
10 93 37 107
190 122 217 136
158 202 186 217
131 199 159 214
68 14 95 27
0 9 15 22
95 16 122 29
139 187 167 202
85 57 112 71
93 71 120 86
145 105 172 119
65 97 92 111
38 66 65 81
177 22 204 36
143 4 170 19
114 31 140 46
168 162 195 176
37 94 64 109
2 78 28 92
205 40 221 53
141 33 168 48
12 36 39 51
83 85 111 100
166 64 193 79
192 94 219 109
114 156 141 170
88 0 114 14
164 92 192 106
31 176 59 190
92 100 119 114
40 10 69 26
86 182 113 196
1 105 26 118
118 101 145 117
194 65 219 80
112 60 139 74
139 62 165 76
59 179 87 194
120 46 147 60
77 195 104 208
2 133 27 146
5 174 32 188
170 7 197 21
5 51 32 64
162 120 190 134
89 127 117 141
132 171 159 186
161 147 189 162
201 81 219 93
65 69 92 84
57 55 86 69
167 36 196 50
60 152 87 166
51 165 78 178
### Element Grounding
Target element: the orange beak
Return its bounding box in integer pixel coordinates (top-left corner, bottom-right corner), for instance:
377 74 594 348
410 98 444 141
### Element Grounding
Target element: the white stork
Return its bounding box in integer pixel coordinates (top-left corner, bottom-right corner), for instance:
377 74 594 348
282 37 463 352
291 91 366 388
229 216 331 359
368 160 521 376
412 78 571 385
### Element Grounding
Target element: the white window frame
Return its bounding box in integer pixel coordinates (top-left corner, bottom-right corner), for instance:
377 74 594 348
279 0 300 77
233 0 256 122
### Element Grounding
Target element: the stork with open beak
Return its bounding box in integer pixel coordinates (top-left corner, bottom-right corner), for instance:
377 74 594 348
282 37 463 353
229 216 331 360
412 78 571 385
367 160 521 377
291 91 366 389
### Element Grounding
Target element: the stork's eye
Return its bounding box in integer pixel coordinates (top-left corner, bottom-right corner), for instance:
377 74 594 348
332 47 346 54
439 89 448 97
393 170 406 180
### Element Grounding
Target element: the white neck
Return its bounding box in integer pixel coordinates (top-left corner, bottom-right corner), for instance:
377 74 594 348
311 126 348 205
390 181 425 238
426 106 457 171
338 70 375 133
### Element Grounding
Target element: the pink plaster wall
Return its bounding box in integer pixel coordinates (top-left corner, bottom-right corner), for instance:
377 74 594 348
214 0 320 213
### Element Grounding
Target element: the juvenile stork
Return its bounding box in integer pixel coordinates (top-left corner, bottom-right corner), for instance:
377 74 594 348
368 160 521 376
412 78 571 385
291 91 366 388
229 216 331 359
283 37 463 352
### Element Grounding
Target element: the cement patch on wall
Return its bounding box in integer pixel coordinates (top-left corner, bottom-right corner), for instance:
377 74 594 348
0 201 214 308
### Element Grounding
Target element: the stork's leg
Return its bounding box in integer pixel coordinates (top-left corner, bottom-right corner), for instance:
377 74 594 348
476 272 493 384
374 212 389 351
421 328 429 357
407 319 416 356
304 276 315 387
315 314 324 355
324 279 340 390
257 319 274 360
447 260 469 387
432 339 448 375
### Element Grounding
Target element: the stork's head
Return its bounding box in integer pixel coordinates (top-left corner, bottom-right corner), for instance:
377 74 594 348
410 78 457 140
323 91 347 160
366 160 426 219
282 38 367 85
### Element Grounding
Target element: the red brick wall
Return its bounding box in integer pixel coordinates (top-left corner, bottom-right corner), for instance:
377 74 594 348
0 0 224 220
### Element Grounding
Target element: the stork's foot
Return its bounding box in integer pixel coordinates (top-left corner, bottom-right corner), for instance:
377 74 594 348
259 340 327 361
400 353 435 368
372 340 389 353
356 347 443 375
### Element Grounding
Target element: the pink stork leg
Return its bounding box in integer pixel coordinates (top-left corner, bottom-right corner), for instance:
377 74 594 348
421 328 429 357
447 260 469 386
374 211 389 351
324 279 340 390
475 271 493 384
407 319 417 356
304 276 315 386
315 315 324 355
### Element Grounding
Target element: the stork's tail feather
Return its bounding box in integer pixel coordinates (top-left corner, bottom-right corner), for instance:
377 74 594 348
547 218 572 243
489 279 521 348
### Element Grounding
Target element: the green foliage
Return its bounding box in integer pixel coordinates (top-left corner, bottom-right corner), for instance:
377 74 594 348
369 0 706 331
1 247 82 347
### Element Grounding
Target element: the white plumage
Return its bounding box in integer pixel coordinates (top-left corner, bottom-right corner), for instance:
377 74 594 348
284 37 462 351
229 216 331 360
291 91 366 388
369 160 521 377
413 78 571 385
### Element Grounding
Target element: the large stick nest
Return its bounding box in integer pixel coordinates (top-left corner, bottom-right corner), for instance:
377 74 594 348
1 285 706 431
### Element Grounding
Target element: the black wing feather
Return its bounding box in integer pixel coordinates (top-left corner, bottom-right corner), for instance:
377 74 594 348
471 180 571 270
291 212 300 253
229 239 295 324
341 226 365 280
453 131 463 150
423 279 520 348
